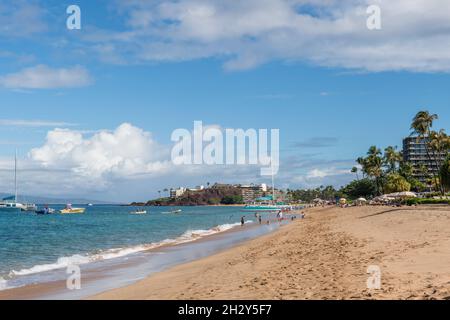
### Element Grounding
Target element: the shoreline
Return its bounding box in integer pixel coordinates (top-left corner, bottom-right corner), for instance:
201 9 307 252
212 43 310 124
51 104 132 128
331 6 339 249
127 204 247 207
0 211 295 300
3 205 450 300
91 205 450 300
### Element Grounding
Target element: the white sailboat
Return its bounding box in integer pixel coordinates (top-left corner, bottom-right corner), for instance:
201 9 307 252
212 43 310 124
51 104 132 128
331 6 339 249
0 151 25 212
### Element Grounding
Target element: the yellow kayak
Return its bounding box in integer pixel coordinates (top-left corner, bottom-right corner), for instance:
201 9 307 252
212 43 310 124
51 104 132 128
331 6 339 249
60 208 86 214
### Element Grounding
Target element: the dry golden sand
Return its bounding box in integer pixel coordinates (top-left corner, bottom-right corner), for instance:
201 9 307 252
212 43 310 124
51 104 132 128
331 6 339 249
92 205 450 300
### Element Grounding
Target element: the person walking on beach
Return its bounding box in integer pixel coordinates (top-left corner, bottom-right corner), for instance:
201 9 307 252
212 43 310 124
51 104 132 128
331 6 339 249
278 211 283 223
241 216 245 226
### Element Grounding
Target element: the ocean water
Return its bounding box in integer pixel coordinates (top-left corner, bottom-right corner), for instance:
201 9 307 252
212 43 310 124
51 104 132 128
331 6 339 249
0 205 256 290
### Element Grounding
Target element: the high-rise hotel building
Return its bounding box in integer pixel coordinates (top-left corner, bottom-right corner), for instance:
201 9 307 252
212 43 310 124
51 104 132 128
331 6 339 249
403 136 448 183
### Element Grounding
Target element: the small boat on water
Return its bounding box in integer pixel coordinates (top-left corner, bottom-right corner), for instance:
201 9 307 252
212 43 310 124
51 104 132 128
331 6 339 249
162 209 182 214
0 152 25 213
130 210 147 215
21 203 37 212
36 207 56 215
60 204 86 214
0 201 23 213
60 208 86 214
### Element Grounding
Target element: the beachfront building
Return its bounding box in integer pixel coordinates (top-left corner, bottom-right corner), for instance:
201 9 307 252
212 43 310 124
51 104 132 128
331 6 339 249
239 184 268 203
403 136 448 183
170 187 187 199
170 185 205 198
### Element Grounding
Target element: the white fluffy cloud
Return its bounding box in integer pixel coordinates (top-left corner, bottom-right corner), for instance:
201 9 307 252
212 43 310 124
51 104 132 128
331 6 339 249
0 122 356 201
0 65 92 89
21 123 268 200
30 123 171 179
79 0 450 72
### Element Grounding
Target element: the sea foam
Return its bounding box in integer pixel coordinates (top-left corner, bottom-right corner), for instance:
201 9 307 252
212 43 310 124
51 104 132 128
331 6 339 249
0 277 9 290
6 220 252 282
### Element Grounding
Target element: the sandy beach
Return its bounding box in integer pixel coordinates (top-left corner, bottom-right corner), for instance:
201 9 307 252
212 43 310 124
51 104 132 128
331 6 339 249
92 205 450 300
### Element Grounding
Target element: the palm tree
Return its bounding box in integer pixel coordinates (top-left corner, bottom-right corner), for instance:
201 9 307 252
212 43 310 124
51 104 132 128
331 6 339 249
411 111 438 137
411 110 439 191
429 129 450 194
440 155 450 193
356 157 367 178
163 188 169 197
366 146 384 194
158 190 161 198
383 146 402 173
418 164 431 190
351 167 359 180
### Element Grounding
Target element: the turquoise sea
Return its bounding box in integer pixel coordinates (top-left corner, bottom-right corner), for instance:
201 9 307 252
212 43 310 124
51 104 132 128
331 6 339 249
0 205 260 291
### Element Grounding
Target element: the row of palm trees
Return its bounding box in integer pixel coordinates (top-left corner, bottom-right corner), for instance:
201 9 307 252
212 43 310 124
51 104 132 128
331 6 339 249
352 111 450 195
353 145 405 195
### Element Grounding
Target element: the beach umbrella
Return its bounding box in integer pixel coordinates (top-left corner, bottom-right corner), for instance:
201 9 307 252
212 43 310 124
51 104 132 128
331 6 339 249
385 192 417 199
375 195 394 202
339 198 347 204
397 191 417 198
384 193 398 198
357 197 367 202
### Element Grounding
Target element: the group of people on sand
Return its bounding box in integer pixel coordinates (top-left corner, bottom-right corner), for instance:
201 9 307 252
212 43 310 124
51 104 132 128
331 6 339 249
240 211 306 227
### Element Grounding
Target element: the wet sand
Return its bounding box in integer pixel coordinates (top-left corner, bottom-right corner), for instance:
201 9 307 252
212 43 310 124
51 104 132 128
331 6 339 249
92 206 450 300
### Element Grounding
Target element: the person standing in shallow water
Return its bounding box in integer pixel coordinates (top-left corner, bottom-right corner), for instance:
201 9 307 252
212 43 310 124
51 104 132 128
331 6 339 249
258 214 262 225
241 216 245 226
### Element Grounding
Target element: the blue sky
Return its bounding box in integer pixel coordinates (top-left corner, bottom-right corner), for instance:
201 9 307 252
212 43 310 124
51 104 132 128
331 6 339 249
1 1 450 202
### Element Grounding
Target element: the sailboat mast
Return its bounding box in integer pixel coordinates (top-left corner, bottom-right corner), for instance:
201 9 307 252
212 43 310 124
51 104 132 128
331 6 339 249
271 157 275 203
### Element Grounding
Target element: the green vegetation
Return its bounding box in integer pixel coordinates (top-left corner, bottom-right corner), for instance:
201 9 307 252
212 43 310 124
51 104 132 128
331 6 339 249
287 110 450 202
440 155 450 191
411 111 450 194
220 195 244 205
340 178 377 199
132 111 450 206
405 198 450 206
287 185 341 203
351 110 450 197
384 173 411 194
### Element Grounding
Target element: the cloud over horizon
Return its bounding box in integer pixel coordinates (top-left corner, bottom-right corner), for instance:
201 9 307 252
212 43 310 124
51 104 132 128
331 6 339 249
0 121 356 201
0 65 93 89
29 123 171 179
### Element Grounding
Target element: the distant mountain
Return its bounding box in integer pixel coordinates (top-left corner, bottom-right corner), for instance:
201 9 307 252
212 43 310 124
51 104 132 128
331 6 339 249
0 193 118 205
